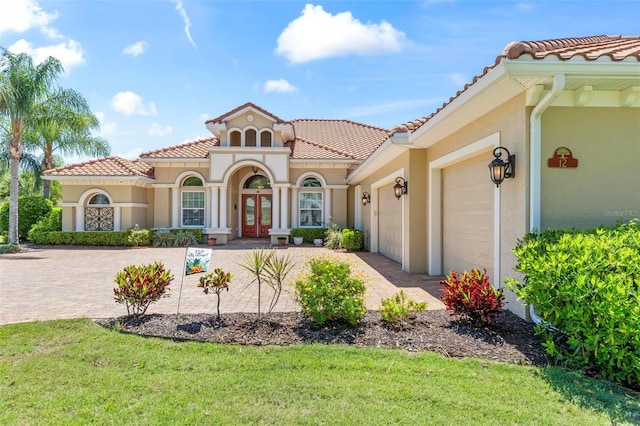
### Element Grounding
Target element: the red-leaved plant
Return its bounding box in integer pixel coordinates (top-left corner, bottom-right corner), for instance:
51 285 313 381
439 269 505 326
113 261 173 317
198 268 233 320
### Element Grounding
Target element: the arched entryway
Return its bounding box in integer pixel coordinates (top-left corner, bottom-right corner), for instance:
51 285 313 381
240 173 272 238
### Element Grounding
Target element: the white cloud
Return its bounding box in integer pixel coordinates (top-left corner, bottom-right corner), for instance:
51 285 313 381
172 0 197 49
276 4 408 63
199 113 209 121
8 38 85 72
122 41 149 57
0 0 59 37
93 112 117 137
148 123 173 137
264 79 298 94
121 148 144 160
111 91 157 116
448 72 468 87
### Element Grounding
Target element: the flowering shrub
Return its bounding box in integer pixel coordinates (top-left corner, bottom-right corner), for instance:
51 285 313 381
294 255 367 325
113 261 174 317
198 268 233 320
380 290 427 328
440 269 504 326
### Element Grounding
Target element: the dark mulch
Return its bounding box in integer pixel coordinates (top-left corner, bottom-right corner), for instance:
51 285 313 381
96 310 549 366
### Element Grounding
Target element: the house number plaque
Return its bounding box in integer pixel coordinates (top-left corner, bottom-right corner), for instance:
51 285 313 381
548 147 578 168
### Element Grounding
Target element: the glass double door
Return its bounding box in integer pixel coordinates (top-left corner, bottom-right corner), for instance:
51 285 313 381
242 194 271 238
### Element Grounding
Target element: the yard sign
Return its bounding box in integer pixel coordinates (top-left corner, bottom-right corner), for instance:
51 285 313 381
185 247 212 275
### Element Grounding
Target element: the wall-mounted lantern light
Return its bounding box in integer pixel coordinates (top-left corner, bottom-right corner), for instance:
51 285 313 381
361 192 371 206
393 177 408 199
488 147 515 187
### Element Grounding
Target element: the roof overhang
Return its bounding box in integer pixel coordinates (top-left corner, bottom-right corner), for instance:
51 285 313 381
138 158 209 168
346 135 408 184
290 159 358 170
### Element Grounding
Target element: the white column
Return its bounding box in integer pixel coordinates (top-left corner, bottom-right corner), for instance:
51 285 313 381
280 186 289 229
113 206 121 231
272 187 280 229
75 206 84 231
354 186 362 230
210 187 219 228
324 188 332 224
219 186 228 228
291 188 298 228
171 187 179 228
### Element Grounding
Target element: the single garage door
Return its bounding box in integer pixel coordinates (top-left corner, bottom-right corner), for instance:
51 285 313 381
442 153 494 277
377 182 402 263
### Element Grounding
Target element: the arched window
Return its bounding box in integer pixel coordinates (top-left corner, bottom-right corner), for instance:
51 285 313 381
85 193 113 231
230 130 241 147
181 176 204 227
245 129 257 147
244 175 271 189
299 177 323 227
260 131 272 147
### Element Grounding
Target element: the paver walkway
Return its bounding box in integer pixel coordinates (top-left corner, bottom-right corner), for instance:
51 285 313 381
0 243 444 325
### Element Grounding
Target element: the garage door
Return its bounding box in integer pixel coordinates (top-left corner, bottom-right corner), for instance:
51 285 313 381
377 182 402 263
442 153 494 278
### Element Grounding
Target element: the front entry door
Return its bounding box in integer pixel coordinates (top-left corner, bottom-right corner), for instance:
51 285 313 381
242 194 271 237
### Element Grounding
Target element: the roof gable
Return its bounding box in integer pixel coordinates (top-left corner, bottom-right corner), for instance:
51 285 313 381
205 102 288 125
44 157 154 178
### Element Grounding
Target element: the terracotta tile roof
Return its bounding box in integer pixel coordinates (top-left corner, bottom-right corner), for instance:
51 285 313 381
289 119 388 161
44 157 154 178
390 35 640 136
205 102 288 125
139 137 218 159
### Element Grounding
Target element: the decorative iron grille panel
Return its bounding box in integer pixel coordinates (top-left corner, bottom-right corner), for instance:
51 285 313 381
85 207 114 231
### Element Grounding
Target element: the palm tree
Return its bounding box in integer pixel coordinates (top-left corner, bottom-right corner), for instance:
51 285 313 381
26 87 110 199
0 50 63 244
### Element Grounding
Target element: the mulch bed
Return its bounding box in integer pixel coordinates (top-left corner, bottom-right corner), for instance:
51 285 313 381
96 310 549 366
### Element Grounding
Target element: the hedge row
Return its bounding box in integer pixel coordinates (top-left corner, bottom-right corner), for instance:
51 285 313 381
290 227 327 243
30 227 203 247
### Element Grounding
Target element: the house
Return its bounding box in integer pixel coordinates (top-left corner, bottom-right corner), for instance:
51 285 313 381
44 35 640 318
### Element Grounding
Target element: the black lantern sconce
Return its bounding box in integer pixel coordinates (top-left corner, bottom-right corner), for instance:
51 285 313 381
393 177 408 199
488 147 515 187
361 192 371 206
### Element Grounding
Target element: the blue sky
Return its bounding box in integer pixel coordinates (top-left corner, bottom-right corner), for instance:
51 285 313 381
1 0 639 162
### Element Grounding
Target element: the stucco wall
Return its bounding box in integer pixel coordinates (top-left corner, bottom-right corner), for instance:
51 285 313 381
541 107 640 229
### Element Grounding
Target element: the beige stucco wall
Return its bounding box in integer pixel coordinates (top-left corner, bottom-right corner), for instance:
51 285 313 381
153 167 209 184
541 107 640 229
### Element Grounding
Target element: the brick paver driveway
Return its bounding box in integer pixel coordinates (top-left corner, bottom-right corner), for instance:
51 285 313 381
0 244 443 325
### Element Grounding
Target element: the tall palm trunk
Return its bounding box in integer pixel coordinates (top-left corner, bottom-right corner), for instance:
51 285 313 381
42 155 55 199
8 147 20 244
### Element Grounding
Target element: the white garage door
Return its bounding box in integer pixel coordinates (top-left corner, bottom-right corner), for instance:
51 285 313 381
442 153 494 278
377 183 402 263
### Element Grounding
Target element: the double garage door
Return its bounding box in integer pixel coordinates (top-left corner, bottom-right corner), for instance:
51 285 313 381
442 153 494 277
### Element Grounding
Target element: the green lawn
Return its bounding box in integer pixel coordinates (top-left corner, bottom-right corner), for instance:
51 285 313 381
1 319 638 425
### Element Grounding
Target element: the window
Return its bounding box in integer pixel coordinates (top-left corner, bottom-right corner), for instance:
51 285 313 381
246 129 257 147
85 193 113 231
230 130 241 147
260 131 272 147
299 177 323 227
244 175 271 189
181 176 204 227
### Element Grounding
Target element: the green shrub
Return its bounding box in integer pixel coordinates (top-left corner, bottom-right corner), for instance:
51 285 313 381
151 228 202 247
294 255 367 325
28 208 62 241
342 228 364 251
506 220 640 387
127 225 151 247
440 269 505 326
380 290 427 328
113 261 174 317
324 222 342 249
29 230 131 246
0 196 53 239
290 227 327 243
0 243 21 254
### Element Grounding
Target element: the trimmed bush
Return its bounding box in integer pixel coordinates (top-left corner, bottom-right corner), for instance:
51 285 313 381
506 220 640 387
0 196 53 240
440 269 505 326
290 227 327 244
28 208 62 241
342 228 364 251
294 255 367 325
30 231 130 246
113 261 174 317
0 244 21 254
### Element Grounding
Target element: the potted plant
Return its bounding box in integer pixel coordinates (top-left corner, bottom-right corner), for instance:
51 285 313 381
207 237 217 246
293 236 304 245
277 236 287 246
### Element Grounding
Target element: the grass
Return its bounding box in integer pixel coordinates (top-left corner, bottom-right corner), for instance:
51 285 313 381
1 319 638 425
